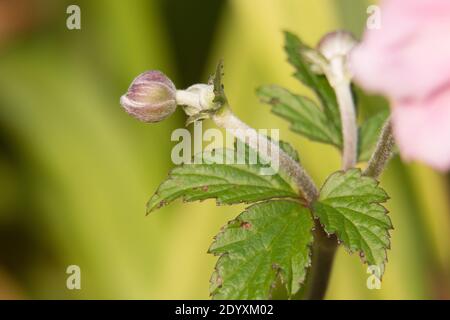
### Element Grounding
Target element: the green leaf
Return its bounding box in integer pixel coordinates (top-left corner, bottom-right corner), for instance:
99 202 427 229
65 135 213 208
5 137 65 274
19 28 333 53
209 200 313 299
147 148 298 213
284 31 342 143
257 85 341 147
312 169 392 274
358 110 390 162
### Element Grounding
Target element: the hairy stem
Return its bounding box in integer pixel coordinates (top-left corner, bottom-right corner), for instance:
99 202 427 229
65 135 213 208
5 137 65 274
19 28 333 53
364 118 395 179
335 81 358 170
212 106 319 203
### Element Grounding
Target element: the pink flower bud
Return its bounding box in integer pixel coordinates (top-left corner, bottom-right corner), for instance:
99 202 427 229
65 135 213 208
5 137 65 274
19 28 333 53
120 71 177 123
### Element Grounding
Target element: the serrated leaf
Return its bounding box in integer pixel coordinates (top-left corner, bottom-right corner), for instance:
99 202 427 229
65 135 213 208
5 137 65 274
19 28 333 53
312 169 392 274
358 110 390 162
257 85 341 147
147 148 298 213
209 200 313 299
284 31 342 141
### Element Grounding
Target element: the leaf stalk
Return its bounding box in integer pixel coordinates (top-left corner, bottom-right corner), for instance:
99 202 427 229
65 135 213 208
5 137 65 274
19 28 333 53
364 119 395 178
212 106 319 203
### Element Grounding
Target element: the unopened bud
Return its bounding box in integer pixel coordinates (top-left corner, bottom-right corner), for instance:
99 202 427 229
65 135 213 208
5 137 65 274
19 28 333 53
316 31 357 86
317 31 357 61
120 71 177 123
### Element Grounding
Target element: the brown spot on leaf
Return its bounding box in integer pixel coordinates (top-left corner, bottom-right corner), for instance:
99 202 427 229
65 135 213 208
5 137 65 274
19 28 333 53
241 221 252 230
270 98 280 104
157 200 167 208
216 276 223 287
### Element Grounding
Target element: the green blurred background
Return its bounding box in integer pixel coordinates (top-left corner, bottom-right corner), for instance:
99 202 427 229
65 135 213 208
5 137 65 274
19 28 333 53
0 0 449 299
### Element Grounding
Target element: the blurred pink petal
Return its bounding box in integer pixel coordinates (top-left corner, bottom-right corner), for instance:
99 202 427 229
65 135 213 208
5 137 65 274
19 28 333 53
392 88 450 171
350 0 450 171
351 0 450 100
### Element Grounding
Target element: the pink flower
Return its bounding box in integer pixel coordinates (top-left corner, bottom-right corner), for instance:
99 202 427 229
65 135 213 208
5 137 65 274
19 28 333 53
350 0 450 171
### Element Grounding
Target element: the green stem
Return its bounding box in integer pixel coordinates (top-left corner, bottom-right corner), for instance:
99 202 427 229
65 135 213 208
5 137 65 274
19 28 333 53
303 222 338 299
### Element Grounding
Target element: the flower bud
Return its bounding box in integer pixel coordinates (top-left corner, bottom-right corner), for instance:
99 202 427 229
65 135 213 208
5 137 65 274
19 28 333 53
314 31 357 87
317 31 357 61
120 71 177 123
